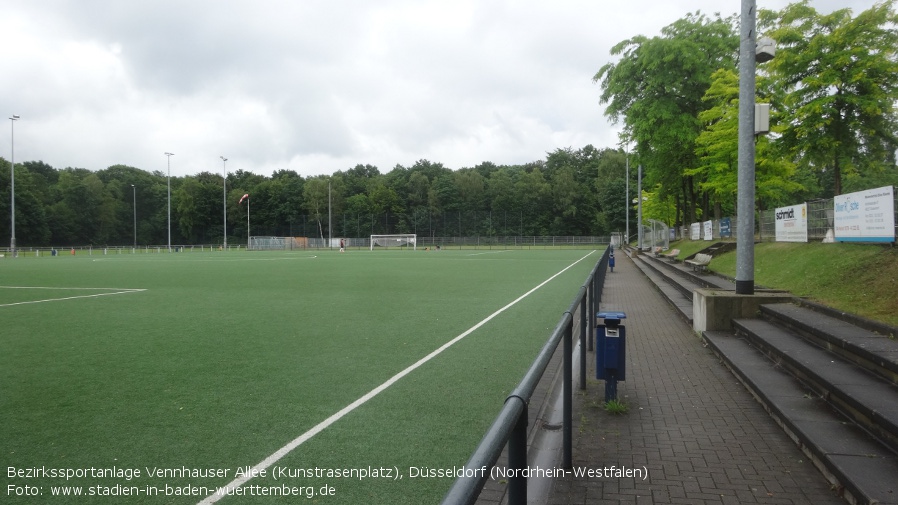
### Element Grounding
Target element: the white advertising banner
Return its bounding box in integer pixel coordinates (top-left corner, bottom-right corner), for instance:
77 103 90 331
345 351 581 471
775 203 808 242
703 220 713 241
834 186 896 243
690 223 701 240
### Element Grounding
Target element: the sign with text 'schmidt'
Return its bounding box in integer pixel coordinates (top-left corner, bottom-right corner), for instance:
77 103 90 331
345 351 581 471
775 203 808 243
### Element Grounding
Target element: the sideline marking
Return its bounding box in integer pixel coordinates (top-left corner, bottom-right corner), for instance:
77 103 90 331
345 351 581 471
466 250 513 256
198 250 596 504
90 255 317 263
0 286 146 307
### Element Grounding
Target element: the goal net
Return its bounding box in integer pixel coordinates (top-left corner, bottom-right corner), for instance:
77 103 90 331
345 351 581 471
370 234 417 250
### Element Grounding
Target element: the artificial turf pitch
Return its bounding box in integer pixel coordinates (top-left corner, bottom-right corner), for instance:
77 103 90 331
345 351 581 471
2 248 602 504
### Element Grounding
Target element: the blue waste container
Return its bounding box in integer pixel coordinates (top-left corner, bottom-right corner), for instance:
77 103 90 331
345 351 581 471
596 311 626 401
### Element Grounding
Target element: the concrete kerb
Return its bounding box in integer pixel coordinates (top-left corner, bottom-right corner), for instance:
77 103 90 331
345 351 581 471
692 288 794 333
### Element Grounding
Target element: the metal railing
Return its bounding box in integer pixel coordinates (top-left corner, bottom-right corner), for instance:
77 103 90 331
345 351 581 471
440 245 611 505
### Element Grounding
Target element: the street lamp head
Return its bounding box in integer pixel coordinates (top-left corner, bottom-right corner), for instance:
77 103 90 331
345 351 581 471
220 156 227 162
756 37 776 63
165 152 174 156
10 115 19 120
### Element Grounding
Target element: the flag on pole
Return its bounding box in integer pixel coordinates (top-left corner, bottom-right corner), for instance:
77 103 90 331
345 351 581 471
239 193 249 205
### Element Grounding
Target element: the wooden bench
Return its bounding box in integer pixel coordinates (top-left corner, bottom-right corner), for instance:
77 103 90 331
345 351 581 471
662 248 680 261
685 253 712 273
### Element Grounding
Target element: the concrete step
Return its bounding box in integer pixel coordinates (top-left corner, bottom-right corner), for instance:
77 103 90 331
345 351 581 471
703 330 898 505
627 252 693 323
641 250 734 290
760 303 898 386
732 317 898 456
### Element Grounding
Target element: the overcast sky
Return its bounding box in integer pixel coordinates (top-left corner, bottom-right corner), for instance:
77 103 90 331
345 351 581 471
0 0 879 178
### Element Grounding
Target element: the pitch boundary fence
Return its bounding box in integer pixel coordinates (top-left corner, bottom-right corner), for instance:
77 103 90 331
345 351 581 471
441 244 612 505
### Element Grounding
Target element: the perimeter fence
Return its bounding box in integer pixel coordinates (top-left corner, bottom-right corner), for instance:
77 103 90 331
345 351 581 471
441 245 612 505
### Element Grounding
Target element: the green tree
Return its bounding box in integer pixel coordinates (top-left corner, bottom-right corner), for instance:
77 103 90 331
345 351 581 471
762 0 898 196
302 176 330 240
595 12 738 224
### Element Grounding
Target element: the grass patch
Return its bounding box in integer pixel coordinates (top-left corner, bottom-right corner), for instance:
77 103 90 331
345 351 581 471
692 241 898 327
603 398 629 415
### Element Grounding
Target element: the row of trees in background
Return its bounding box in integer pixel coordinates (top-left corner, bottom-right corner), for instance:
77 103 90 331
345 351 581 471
0 148 632 247
2 1 897 248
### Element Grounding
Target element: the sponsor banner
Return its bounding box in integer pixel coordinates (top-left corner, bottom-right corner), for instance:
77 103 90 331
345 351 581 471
775 203 808 242
720 217 731 238
834 186 895 243
690 222 701 240
703 220 713 241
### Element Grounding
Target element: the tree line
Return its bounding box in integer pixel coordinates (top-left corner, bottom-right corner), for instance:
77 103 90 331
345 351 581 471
2 1 896 248
0 148 631 247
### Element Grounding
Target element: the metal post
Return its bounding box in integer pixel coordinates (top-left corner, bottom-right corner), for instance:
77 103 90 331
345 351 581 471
508 407 527 504
736 0 757 294
563 321 572 469
221 156 228 250
588 271 596 352
132 184 137 248
165 152 174 252
9 114 19 256
625 147 629 246
637 165 643 250
579 293 587 390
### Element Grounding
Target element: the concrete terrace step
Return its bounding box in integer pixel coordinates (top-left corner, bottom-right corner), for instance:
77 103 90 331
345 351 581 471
732 317 898 457
703 330 898 505
641 249 735 290
626 250 694 323
760 303 898 386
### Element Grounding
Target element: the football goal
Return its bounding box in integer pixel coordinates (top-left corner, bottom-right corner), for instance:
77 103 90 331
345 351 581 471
370 234 417 250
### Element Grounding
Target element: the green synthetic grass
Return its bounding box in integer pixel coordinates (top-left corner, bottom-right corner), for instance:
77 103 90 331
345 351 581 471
1 249 601 504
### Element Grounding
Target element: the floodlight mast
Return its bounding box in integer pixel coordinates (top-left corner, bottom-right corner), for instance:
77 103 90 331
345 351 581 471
132 184 137 248
165 152 174 252
735 0 775 295
221 156 228 249
9 114 19 257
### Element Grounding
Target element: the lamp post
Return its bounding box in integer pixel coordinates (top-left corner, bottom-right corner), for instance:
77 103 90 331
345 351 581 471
736 0 775 295
221 156 228 250
637 164 643 250
165 152 174 252
625 144 629 246
9 114 19 257
132 184 137 249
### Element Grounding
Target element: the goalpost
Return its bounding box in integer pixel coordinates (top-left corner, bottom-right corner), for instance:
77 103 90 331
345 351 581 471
370 234 417 251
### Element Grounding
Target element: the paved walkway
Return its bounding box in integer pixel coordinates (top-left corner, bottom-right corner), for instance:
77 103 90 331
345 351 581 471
547 251 844 504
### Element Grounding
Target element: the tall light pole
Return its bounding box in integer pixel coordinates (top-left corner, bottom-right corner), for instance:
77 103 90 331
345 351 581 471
637 164 643 250
735 0 774 294
9 114 19 257
625 144 629 246
132 184 137 248
165 152 174 252
221 156 228 250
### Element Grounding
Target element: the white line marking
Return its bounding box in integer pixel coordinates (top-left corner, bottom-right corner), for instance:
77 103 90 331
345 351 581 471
466 250 513 256
0 287 146 307
90 255 317 263
198 250 596 504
